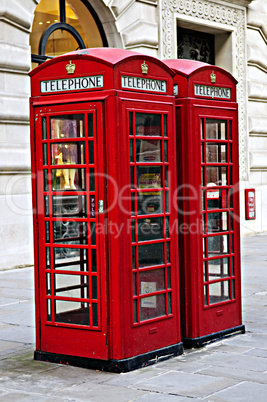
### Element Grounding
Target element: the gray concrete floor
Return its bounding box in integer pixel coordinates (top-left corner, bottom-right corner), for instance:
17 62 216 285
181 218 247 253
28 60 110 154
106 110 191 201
0 233 266 401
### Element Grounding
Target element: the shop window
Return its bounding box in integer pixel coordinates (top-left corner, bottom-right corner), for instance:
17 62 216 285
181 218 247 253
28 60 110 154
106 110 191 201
177 27 215 65
31 0 107 68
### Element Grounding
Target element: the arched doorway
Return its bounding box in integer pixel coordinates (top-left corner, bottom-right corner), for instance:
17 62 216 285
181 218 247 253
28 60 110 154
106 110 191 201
30 0 108 68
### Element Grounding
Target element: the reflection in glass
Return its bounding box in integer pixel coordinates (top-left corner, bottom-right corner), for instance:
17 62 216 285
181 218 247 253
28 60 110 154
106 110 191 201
209 281 230 304
42 117 47 139
206 166 227 186
137 193 163 215
88 114 94 137
52 168 86 191
55 300 89 325
206 119 227 140
92 303 98 326
52 195 87 217
91 249 97 272
139 269 165 293
206 143 227 163
137 166 162 189
138 217 163 241
205 212 228 233
43 144 48 165
208 234 228 257
54 248 88 271
54 274 89 298
135 113 161 136
53 221 87 244
50 115 84 139
207 189 228 210
89 141 94 164
138 243 164 267
44 170 48 191
140 294 166 321
136 139 161 162
47 299 52 321
44 196 49 217
208 258 229 281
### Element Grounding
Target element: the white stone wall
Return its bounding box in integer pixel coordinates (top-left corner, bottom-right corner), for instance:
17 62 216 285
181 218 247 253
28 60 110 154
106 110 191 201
0 0 36 268
244 0 267 233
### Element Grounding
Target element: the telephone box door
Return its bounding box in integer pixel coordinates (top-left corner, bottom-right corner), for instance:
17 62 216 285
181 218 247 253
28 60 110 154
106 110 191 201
33 102 108 360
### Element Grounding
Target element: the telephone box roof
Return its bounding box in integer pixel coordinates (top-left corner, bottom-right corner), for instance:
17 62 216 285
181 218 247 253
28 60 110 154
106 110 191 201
30 48 175 77
163 59 237 83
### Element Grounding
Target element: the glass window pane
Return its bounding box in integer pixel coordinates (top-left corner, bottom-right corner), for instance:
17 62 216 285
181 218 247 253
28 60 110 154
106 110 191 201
206 119 227 140
89 141 94 164
54 248 88 271
44 169 48 191
208 234 228 257
47 299 52 321
136 113 162 136
208 258 229 281
91 249 97 272
138 217 163 241
164 141 168 162
52 195 86 217
137 193 163 215
137 166 162 189
92 303 98 327
129 112 133 136
206 212 228 233
130 139 134 162
52 168 86 191
43 144 48 165
88 114 93 137
50 116 84 139
206 166 227 186
138 243 164 267
206 189 228 210
136 139 161 162
206 143 227 163
139 269 165 294
51 142 85 165
164 115 167 137
140 294 166 321
209 281 230 304
44 195 49 217
53 221 87 244
89 168 95 191
92 276 97 299
46 273 51 295
42 117 47 140
46 247 51 269
55 300 89 325
54 274 89 298
90 222 96 245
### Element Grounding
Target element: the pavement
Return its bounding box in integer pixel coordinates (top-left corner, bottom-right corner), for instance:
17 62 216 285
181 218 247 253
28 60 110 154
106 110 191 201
0 233 266 401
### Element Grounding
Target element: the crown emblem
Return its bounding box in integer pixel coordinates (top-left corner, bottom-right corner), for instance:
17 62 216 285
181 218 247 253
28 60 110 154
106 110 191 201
66 60 76 74
141 61 148 74
210 71 216 83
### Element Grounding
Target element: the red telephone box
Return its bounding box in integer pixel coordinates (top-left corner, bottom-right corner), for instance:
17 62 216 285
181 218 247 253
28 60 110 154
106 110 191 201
164 59 245 347
29 48 183 372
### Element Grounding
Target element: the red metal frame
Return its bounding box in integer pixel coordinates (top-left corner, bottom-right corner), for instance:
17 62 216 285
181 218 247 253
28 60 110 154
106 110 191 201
163 59 244 346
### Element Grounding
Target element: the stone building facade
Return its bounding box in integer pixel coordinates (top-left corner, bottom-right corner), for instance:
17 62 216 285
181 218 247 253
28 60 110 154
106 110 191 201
0 0 266 268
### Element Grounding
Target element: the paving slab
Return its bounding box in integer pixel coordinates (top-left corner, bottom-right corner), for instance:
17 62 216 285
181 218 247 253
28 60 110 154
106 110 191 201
204 381 267 402
132 371 237 398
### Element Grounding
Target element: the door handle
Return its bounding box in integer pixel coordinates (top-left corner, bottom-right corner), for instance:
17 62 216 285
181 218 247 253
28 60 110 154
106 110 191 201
98 200 104 213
